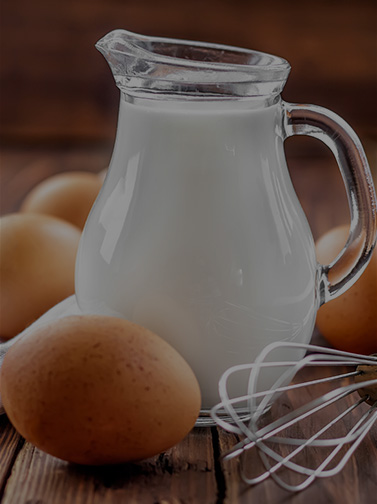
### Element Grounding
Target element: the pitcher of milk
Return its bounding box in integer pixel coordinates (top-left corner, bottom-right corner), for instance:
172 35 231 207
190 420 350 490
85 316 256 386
75 29 377 422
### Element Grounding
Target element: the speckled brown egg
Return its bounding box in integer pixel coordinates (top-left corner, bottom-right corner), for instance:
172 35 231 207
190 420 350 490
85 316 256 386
0 315 201 465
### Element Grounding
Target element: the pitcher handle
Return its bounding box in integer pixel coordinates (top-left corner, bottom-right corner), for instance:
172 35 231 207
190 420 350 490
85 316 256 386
283 102 377 307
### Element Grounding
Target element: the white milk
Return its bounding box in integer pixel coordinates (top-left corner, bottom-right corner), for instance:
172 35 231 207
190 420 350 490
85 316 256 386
75 96 318 409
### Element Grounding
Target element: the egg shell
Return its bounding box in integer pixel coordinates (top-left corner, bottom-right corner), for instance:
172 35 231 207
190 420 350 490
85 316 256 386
0 214 81 339
0 315 201 465
315 225 377 354
21 171 103 229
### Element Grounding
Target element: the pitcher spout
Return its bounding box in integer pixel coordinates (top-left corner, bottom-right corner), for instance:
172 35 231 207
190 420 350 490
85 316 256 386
95 29 156 68
96 29 290 99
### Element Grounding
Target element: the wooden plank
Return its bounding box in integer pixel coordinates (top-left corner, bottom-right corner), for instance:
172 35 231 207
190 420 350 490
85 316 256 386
1 428 218 504
0 417 23 497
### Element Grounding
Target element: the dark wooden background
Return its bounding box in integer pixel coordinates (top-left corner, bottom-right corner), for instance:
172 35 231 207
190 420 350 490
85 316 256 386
0 0 376 149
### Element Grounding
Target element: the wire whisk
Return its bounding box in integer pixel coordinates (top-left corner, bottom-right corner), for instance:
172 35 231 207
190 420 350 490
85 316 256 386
211 341 377 492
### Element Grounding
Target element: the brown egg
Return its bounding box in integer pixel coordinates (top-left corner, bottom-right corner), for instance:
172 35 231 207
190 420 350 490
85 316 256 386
21 171 103 230
315 225 377 354
0 214 81 339
0 315 201 465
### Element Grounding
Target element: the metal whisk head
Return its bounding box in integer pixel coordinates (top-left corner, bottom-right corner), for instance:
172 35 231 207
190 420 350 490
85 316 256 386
211 342 377 492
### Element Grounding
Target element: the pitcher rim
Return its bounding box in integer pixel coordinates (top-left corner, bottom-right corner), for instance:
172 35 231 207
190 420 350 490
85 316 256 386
96 29 291 78
96 29 291 98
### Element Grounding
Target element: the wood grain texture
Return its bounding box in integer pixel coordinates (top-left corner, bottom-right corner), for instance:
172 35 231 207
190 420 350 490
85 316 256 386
1 428 217 504
0 416 23 497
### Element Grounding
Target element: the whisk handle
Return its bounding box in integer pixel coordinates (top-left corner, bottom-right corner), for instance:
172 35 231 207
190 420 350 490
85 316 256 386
283 102 377 306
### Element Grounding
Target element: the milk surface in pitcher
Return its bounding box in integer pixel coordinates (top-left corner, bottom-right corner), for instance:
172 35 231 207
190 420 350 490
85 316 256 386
76 95 318 408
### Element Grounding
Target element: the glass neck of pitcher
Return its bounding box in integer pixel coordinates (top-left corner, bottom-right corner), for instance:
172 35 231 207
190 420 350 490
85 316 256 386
96 30 291 102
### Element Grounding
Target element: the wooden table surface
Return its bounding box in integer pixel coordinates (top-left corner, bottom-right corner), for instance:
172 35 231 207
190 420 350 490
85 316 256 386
0 145 376 503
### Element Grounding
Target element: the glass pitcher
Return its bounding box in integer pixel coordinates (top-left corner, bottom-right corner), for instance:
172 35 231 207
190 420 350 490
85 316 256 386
75 30 377 421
